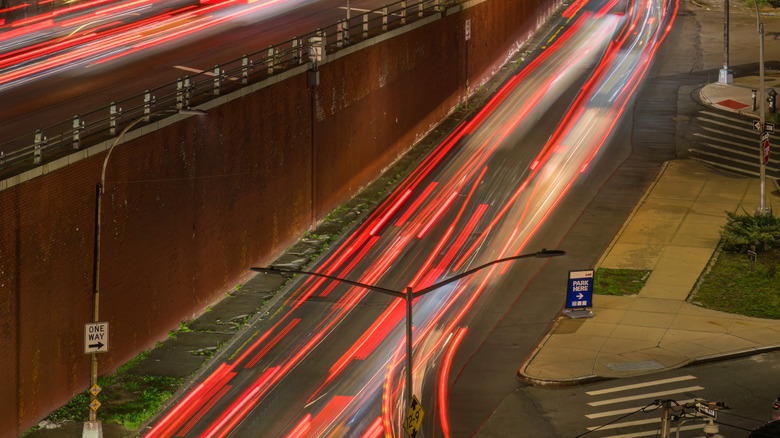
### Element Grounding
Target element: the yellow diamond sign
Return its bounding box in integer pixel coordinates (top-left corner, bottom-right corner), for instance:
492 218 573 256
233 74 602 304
89 385 101 396
403 395 424 438
89 399 101 411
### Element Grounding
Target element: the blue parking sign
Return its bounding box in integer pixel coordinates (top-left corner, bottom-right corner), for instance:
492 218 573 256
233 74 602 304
567 270 593 308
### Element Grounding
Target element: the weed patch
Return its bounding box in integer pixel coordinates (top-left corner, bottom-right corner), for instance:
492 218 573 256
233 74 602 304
594 268 651 296
46 351 184 432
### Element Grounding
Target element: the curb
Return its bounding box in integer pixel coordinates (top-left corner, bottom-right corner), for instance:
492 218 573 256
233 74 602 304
518 344 780 387
515 315 606 387
690 344 780 366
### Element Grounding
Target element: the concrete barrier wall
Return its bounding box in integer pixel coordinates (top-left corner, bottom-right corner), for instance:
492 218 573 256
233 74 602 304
0 0 562 434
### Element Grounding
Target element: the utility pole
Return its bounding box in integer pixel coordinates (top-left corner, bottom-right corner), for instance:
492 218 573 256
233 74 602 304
751 0 769 215
659 400 672 438
720 0 732 83
308 35 322 229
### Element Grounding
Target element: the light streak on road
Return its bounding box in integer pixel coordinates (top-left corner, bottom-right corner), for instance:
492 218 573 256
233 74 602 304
0 0 303 90
143 0 679 436
437 328 465 438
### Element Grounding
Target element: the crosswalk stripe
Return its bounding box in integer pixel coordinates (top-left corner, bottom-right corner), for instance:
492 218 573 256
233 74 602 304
697 117 757 135
699 110 753 126
698 123 756 141
585 399 697 419
693 133 758 153
696 110 780 139
692 148 779 168
587 386 705 406
586 376 697 396
586 418 660 431
694 141 757 159
691 156 773 177
601 423 705 438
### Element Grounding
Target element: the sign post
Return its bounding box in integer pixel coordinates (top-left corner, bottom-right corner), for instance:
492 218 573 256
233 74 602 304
84 322 108 437
464 19 471 110
563 270 594 318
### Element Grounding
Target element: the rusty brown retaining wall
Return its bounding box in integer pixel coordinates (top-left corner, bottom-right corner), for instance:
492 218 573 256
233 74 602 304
0 0 562 434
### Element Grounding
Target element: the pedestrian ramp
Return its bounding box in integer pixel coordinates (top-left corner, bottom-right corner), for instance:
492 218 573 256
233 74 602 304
581 375 707 437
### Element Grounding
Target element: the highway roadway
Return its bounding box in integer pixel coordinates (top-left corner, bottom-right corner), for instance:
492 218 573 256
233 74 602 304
138 0 680 436
0 0 382 150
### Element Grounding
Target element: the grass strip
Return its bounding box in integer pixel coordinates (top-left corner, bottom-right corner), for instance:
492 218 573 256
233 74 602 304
593 267 651 296
693 247 779 319
47 351 184 431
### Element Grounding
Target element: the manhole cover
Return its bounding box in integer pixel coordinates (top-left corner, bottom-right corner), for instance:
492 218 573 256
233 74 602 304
604 360 665 371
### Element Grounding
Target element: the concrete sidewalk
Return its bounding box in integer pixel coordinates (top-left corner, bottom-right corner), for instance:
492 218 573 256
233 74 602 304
700 71 780 116
519 76 780 383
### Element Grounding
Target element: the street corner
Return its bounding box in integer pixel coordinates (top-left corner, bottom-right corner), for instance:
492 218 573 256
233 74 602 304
698 81 757 115
516 316 605 387
517 348 606 387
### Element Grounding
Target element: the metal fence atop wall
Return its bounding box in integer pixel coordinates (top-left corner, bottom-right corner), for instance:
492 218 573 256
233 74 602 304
0 0 457 177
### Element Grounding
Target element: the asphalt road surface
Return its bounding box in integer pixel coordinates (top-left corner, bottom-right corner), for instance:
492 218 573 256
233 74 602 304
139 0 682 436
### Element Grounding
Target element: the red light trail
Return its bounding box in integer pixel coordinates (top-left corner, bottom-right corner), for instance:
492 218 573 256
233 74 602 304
141 0 679 435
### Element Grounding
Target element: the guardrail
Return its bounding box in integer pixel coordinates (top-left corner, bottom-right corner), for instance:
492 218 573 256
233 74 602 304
0 0 456 176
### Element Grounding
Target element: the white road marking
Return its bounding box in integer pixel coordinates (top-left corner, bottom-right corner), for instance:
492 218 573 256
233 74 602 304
585 399 696 419
602 423 704 438
587 386 705 406
587 417 660 431
586 376 697 396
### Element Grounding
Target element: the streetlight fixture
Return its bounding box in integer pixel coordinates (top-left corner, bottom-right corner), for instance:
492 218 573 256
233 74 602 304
251 248 565 417
87 107 206 433
750 0 769 215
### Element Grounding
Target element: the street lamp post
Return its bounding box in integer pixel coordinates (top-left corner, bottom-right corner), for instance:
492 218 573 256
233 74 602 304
251 248 565 419
719 0 732 84
88 108 206 431
751 0 769 215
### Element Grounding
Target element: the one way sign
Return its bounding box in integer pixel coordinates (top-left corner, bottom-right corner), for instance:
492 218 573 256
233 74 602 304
754 120 776 133
84 322 109 354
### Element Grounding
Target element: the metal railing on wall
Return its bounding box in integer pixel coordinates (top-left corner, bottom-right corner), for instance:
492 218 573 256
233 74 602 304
0 0 457 177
